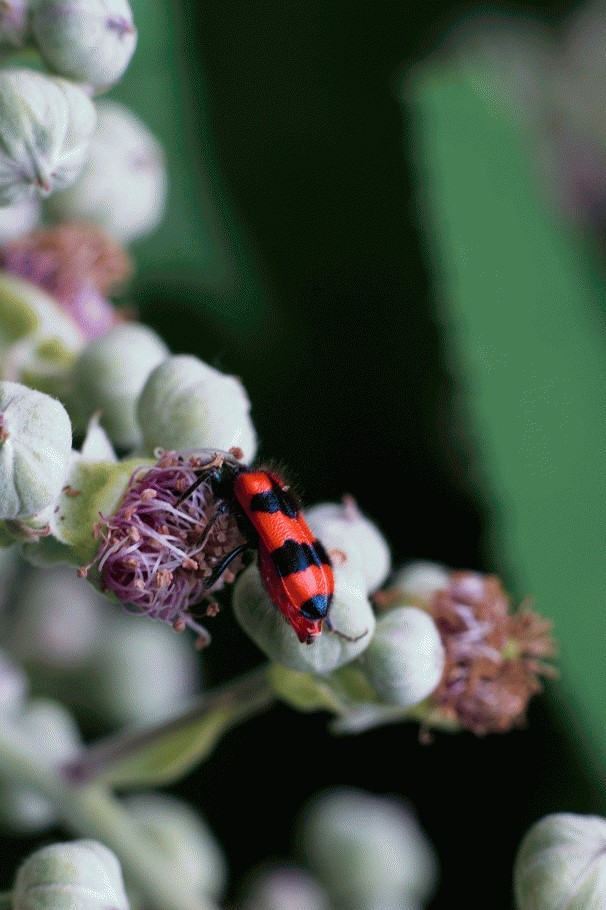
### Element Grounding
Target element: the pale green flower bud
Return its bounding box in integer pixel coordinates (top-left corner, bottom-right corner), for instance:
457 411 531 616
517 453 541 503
8 563 198 726
32 0 137 90
10 564 103 668
48 101 166 242
0 273 84 389
79 412 117 461
305 498 391 593
0 198 40 243
137 354 258 462
361 606 444 707
233 561 375 673
388 561 450 609
0 786 59 834
15 698 81 755
0 0 29 47
124 793 226 899
241 867 330 910
0 69 96 205
0 647 27 715
514 813 606 910
0 698 81 832
0 381 72 519
300 788 438 910
70 324 169 449
84 612 199 728
13 839 129 910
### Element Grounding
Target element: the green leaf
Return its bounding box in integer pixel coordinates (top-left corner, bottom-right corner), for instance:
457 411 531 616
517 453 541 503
69 667 275 788
269 663 381 726
410 65 606 783
92 703 252 788
329 663 378 703
269 665 345 714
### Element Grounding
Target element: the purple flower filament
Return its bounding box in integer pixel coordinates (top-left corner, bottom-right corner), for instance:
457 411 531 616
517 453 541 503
83 451 247 645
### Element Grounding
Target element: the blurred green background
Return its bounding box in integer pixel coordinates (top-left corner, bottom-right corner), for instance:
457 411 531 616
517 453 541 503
8 0 606 907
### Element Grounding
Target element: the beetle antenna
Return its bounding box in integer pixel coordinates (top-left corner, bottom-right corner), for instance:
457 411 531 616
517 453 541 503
324 617 368 643
176 452 226 505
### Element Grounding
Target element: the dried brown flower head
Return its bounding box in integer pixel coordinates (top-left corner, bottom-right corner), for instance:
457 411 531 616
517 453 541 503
428 571 556 735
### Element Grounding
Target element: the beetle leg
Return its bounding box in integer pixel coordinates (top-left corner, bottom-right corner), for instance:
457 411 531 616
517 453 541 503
204 544 248 590
176 473 206 506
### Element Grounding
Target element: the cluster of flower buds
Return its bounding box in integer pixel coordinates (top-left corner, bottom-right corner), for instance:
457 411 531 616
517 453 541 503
239 787 437 910
0 645 83 834
0 0 166 246
0 617 227 906
0 784 437 910
7 562 201 729
0 317 557 742
0 4 169 419
9 823 225 910
256 551 554 738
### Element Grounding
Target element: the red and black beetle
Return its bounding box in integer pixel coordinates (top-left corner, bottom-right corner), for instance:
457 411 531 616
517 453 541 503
180 451 362 645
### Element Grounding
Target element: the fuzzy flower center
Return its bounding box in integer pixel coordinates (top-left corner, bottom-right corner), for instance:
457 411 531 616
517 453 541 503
428 571 556 735
81 451 247 645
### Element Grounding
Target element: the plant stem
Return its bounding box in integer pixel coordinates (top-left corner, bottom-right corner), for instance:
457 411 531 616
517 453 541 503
0 729 218 910
66 663 275 785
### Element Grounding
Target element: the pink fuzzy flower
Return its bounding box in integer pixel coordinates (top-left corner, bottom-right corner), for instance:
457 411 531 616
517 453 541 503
1 222 132 340
80 450 247 646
